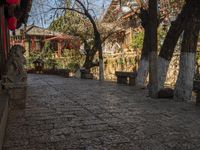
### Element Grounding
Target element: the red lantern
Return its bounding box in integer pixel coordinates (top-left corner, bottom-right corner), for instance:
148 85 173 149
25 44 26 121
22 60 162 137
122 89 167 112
6 0 20 5
8 17 17 31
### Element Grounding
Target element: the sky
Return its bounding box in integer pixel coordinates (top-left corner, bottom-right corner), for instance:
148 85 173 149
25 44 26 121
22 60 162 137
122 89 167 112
28 0 111 28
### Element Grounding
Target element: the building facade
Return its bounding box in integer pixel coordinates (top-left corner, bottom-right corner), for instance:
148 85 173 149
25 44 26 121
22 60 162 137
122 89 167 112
10 25 81 58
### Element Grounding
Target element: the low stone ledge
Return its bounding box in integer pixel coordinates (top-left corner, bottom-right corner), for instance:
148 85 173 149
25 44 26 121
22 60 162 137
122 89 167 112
0 91 9 150
27 69 70 78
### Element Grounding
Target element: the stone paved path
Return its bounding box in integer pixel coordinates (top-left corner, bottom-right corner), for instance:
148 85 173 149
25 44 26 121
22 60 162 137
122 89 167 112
3 74 200 150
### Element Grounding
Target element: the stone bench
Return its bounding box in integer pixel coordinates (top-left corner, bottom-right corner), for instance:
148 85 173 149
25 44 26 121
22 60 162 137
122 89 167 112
115 71 137 86
80 69 93 79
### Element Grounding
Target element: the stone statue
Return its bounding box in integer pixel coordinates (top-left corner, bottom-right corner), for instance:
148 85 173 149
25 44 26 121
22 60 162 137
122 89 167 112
2 45 27 89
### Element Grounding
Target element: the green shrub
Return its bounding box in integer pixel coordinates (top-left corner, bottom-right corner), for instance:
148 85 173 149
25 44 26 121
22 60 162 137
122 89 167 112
131 31 144 50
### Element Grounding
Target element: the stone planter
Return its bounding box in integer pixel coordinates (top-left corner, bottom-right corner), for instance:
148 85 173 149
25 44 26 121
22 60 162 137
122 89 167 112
33 59 44 74
8 87 27 109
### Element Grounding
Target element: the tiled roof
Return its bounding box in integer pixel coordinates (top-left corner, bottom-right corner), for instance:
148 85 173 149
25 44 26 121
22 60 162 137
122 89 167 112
25 25 60 36
12 25 60 37
101 0 139 23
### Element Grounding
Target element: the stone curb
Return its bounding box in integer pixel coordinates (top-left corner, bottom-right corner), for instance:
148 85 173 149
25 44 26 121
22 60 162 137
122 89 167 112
0 92 9 150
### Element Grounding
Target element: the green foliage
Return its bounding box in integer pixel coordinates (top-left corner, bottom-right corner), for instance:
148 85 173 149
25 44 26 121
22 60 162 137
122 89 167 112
118 58 125 65
33 41 56 69
41 41 55 58
45 59 58 69
26 40 84 71
67 62 79 73
130 27 168 53
49 11 96 71
129 57 135 65
131 31 144 50
55 49 84 72
27 49 84 72
158 27 168 50
49 11 93 41
25 51 41 69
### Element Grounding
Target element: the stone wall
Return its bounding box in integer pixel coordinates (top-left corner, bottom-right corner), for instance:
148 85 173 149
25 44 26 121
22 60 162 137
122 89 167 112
92 52 139 80
92 52 180 86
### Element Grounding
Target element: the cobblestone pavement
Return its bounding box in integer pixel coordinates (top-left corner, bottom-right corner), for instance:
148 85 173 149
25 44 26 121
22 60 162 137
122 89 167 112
3 74 200 150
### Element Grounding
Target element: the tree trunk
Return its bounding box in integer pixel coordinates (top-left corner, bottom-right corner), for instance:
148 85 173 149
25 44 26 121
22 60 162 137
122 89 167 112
157 0 198 91
174 12 200 101
97 40 104 81
136 26 149 87
82 49 96 71
157 20 184 91
84 9 104 81
149 0 158 98
82 32 104 81
136 8 149 87
99 49 104 81
94 32 104 81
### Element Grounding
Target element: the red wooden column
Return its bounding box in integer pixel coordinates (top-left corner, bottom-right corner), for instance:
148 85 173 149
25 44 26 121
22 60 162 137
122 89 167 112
0 4 10 79
0 5 8 79
0 5 3 79
57 41 62 57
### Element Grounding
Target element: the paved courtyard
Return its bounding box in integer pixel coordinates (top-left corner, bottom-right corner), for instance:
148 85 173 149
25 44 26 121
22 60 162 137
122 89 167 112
3 74 200 150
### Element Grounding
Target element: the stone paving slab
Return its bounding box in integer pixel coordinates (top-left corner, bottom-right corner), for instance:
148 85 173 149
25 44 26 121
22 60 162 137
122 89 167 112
3 74 200 150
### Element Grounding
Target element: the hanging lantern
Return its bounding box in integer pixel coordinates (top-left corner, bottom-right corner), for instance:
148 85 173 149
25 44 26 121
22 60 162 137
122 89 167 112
8 17 17 31
6 0 20 5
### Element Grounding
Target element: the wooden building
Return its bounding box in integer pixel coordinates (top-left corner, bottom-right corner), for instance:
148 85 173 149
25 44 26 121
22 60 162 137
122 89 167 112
102 0 140 54
10 25 81 58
